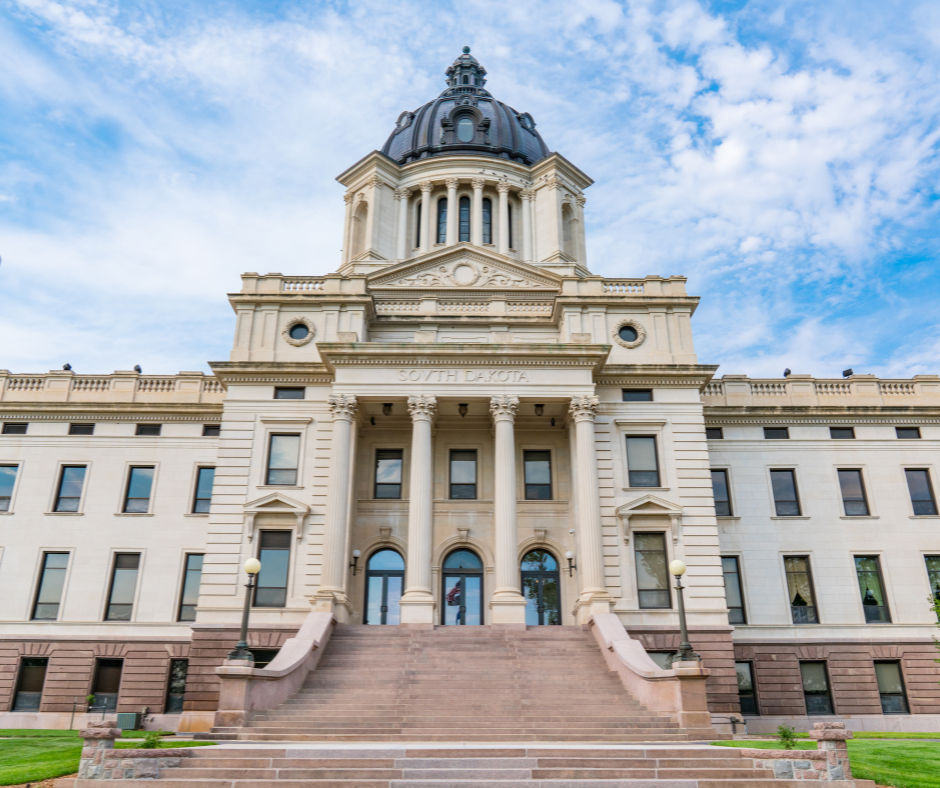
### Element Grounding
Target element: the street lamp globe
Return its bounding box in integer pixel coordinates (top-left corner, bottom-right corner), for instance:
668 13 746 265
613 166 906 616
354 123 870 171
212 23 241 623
244 558 261 575
669 559 686 576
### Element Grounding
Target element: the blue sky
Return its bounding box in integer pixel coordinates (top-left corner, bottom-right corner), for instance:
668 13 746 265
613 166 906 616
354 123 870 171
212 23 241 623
1 0 939 378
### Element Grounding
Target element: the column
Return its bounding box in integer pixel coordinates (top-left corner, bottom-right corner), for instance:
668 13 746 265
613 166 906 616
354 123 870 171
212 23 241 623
568 395 612 622
471 177 485 247
342 192 355 265
395 187 411 260
497 182 511 255
490 396 528 624
419 181 433 254
575 193 587 263
445 178 458 246
520 188 534 262
399 395 437 624
313 395 358 619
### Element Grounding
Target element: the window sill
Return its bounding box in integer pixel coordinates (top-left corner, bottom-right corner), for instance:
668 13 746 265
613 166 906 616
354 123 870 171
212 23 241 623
840 515 879 520
257 485 303 490
717 516 741 521
0 511 15 516
184 513 210 518
622 487 671 492
44 512 84 516
910 515 940 519
771 516 810 520
114 512 154 517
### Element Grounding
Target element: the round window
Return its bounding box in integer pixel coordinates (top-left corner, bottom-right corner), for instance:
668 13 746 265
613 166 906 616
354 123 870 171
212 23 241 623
456 117 475 143
618 325 638 343
289 323 309 340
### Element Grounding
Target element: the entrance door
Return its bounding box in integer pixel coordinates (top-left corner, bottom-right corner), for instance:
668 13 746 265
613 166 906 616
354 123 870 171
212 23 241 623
442 549 483 625
364 549 404 625
521 549 561 625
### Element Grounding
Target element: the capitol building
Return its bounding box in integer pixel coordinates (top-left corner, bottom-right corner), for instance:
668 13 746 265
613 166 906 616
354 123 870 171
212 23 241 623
1 48 938 738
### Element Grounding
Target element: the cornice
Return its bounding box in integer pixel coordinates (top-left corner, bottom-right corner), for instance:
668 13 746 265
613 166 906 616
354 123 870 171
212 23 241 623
704 405 940 424
0 402 222 420
208 362 333 387
596 364 719 388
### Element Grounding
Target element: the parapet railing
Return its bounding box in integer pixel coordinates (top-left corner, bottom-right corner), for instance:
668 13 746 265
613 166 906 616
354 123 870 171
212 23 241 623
702 374 940 406
0 371 226 404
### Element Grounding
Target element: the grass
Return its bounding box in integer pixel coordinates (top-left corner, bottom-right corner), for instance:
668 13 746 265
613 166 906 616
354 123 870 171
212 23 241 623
714 739 940 788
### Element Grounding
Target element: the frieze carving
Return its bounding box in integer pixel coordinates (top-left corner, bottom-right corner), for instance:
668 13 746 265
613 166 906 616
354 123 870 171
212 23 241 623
569 395 599 421
489 395 519 420
383 259 551 289
407 395 437 421
328 395 358 420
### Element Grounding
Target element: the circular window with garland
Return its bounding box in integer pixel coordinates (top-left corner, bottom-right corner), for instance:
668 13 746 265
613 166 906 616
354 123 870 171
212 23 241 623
282 317 316 347
612 318 646 349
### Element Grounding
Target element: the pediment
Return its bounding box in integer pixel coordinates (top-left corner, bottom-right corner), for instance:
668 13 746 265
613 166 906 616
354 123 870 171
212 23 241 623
244 492 310 516
368 246 560 291
615 495 683 518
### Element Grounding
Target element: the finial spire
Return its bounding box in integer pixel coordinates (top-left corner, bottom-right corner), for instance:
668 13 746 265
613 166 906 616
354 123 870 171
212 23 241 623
446 47 486 90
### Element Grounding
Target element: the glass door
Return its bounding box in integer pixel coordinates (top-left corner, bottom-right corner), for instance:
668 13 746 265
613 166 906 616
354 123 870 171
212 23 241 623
442 549 483 625
363 549 404 625
521 549 561 625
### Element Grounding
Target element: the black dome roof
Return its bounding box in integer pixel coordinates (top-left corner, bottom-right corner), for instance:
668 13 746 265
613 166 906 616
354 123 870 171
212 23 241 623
381 48 551 166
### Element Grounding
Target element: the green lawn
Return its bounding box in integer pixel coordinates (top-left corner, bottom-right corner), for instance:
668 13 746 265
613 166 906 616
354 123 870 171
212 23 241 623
715 739 940 788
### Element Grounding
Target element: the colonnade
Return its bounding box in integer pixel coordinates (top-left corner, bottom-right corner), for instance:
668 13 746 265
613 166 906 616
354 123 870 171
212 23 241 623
313 393 611 624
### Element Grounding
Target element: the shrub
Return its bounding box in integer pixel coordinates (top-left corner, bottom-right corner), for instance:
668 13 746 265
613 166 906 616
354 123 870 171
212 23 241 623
777 724 798 750
139 731 162 749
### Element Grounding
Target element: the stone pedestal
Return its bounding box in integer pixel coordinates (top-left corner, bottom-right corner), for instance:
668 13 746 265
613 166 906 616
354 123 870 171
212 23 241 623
808 721 854 780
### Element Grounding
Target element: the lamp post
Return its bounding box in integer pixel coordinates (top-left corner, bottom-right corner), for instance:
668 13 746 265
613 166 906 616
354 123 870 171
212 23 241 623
227 558 261 661
668 559 700 665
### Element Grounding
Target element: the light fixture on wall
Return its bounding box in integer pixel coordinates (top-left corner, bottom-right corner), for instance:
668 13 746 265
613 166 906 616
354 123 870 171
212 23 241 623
382 403 393 416
668 560 701 664
350 549 361 575
458 403 469 418
534 404 544 416
565 551 576 576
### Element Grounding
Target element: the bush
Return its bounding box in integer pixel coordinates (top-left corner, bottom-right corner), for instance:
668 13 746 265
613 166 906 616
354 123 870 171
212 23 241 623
777 724 798 750
139 731 162 749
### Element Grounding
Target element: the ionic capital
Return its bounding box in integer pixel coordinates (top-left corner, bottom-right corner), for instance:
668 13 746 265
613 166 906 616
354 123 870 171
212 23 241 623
407 395 437 421
496 181 512 194
568 395 599 422
471 177 486 190
394 187 412 200
489 395 519 422
445 177 460 190
419 180 434 194
328 395 358 421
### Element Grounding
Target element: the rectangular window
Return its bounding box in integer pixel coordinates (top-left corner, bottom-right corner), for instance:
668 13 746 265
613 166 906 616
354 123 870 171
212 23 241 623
646 651 674 670
785 556 818 624
706 427 724 440
178 554 204 622
248 649 280 668
274 387 305 400
721 556 746 624
711 470 732 516
875 661 909 714
105 553 140 621
926 556 940 606
800 661 833 715
2 423 28 435
135 424 161 436
524 450 552 500
906 469 938 515
32 552 69 621
897 427 921 439
165 659 188 713
838 469 870 516
830 427 855 439
635 532 670 609
622 389 653 402
123 466 154 513
192 467 214 513
267 434 301 485
736 661 758 715
763 427 789 439
626 436 660 487
54 466 86 512
770 470 801 516
374 449 403 499
92 658 123 712
0 465 18 512
69 423 95 436
855 555 891 623
255 531 291 608
202 425 221 437
449 450 477 499
13 657 48 711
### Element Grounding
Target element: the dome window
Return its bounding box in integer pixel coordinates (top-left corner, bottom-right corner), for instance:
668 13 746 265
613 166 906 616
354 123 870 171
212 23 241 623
482 198 493 244
459 196 471 242
436 198 448 244
462 74 470 85
457 117 475 143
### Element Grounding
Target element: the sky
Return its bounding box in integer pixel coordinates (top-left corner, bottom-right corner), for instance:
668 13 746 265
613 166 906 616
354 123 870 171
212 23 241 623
1 0 939 378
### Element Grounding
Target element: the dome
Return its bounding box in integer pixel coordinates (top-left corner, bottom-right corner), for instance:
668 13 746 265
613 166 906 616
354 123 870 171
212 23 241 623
381 47 551 167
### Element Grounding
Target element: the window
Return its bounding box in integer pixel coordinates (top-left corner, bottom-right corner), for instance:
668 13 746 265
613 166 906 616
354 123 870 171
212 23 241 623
838 469 869 516
622 389 653 402
274 387 304 400
507 204 513 248
897 427 921 439
0 465 18 512
905 469 938 515
32 553 69 620
875 661 909 714
2 423 27 435
855 556 890 623
626 436 660 487
770 469 801 516
482 198 492 244
288 323 308 340
830 427 855 439
524 451 552 500
436 198 447 243
165 659 188 713
800 661 833 714
706 427 724 440
785 556 818 624
449 450 477 499
13 658 48 711
736 662 758 715
135 424 161 436
202 425 221 437
105 554 140 621
457 116 474 142
459 196 470 242
255 531 291 608
926 556 940 604
178 554 203 622
248 649 280 668
192 467 214 513
646 651 674 670
763 427 789 439
721 556 746 624
69 423 95 436
267 434 300 485
414 201 422 247
123 466 154 513
374 449 403 499
54 466 86 512
711 470 732 516
92 658 123 712
635 532 670 609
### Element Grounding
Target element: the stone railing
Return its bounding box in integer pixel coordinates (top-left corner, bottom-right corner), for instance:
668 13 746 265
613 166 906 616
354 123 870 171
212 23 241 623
737 722 858 782
702 374 940 407
602 279 645 294
282 278 325 292
0 371 226 404
77 721 193 780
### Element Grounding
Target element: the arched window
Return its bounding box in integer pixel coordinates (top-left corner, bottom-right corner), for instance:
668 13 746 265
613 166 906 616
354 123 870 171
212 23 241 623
436 198 447 244
521 549 561 625
459 196 470 242
456 117 474 143
442 549 483 625
482 198 492 244
561 203 575 258
364 549 404 626
507 204 513 250
462 74 469 85
414 201 422 248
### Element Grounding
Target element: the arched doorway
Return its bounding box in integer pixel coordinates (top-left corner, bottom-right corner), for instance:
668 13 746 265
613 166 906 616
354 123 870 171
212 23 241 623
363 549 404 625
442 549 483 625
521 549 561 625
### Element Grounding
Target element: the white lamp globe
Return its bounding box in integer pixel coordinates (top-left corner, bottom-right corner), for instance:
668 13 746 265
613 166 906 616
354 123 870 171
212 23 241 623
669 559 687 577
243 558 262 575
